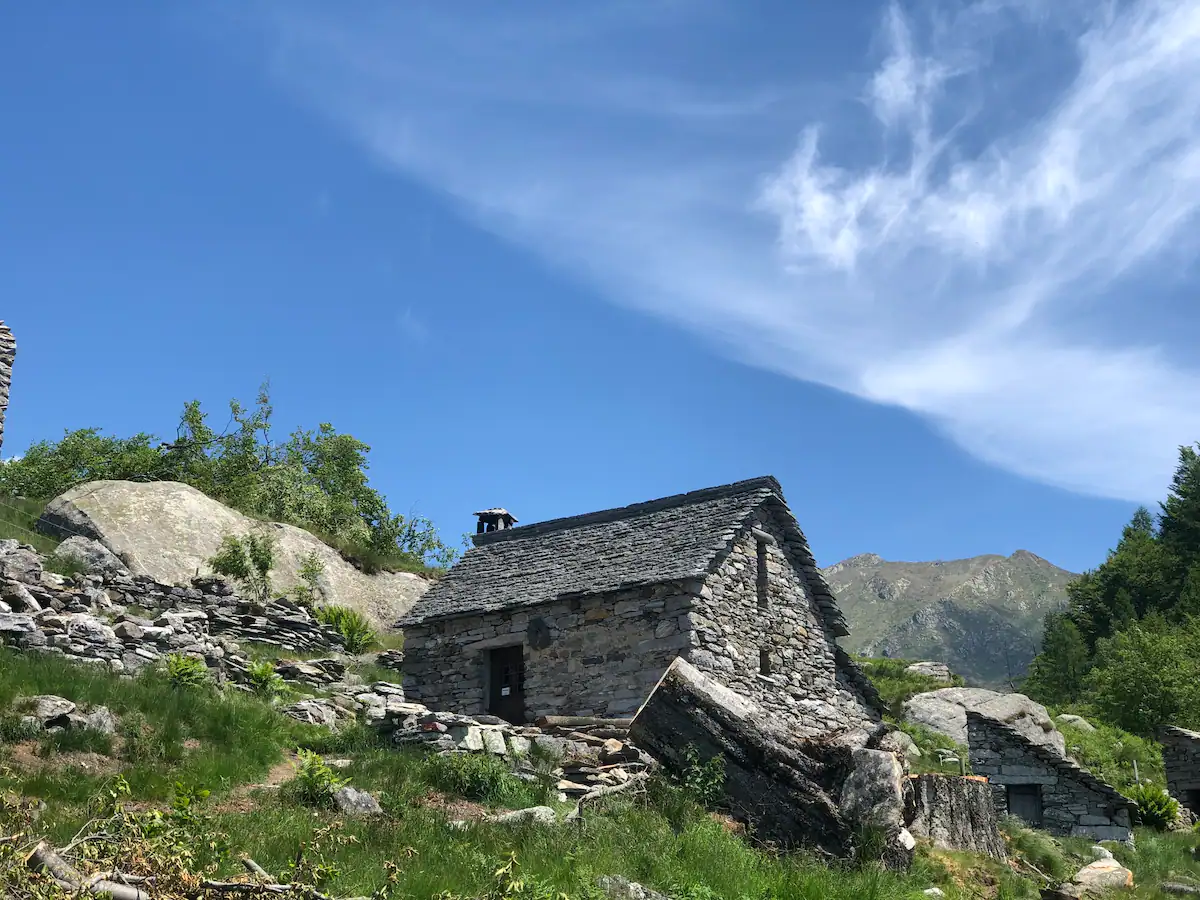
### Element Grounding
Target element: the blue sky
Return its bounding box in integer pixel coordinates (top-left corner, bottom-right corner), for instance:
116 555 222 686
4 1 1197 574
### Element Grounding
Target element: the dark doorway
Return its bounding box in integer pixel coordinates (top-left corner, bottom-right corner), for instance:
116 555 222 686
1006 784 1044 827
1186 790 1200 815
488 645 526 724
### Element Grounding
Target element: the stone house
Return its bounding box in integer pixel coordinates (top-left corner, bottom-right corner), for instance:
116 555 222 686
967 711 1134 841
1161 726 1200 816
397 476 883 736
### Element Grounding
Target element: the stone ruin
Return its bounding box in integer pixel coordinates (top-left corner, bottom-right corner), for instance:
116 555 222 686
1161 725 1200 817
967 710 1134 842
0 320 14 455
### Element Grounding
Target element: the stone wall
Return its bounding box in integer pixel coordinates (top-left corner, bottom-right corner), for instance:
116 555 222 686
1162 726 1200 815
401 579 698 719
967 711 1133 842
688 508 880 740
0 538 345 685
0 321 14 455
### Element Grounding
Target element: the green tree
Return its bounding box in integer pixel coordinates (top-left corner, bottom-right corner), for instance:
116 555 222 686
1087 624 1200 734
0 383 458 571
1022 613 1089 705
208 529 276 604
1160 444 1200 578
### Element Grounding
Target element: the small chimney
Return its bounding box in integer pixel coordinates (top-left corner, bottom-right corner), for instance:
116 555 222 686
475 508 517 534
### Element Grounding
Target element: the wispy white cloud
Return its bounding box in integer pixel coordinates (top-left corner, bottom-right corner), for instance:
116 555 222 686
244 0 1200 502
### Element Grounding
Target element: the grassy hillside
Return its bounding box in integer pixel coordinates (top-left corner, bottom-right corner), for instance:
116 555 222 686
0 496 57 555
828 551 1074 688
4 650 1199 899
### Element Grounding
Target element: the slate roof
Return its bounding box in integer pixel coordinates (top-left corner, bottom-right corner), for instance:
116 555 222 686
966 711 1135 809
397 475 850 636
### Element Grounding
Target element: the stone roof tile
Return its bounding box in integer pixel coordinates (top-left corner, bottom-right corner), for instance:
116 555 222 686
397 475 849 637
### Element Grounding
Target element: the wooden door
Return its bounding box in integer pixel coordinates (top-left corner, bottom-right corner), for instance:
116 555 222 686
1006 784 1043 826
488 644 526 724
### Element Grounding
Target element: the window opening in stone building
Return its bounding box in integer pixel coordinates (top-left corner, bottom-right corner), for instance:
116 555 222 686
756 538 769 609
1006 783 1043 826
759 648 772 676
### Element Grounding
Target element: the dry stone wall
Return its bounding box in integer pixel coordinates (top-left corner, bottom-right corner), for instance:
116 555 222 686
688 509 880 740
0 538 345 686
0 321 14 455
1162 726 1200 815
402 579 697 719
967 711 1133 842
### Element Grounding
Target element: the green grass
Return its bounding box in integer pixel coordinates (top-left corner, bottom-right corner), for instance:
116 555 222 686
856 657 965 719
0 495 58 555
189 795 961 900
0 649 309 803
898 722 972 776
7 648 1199 900
1054 714 1166 796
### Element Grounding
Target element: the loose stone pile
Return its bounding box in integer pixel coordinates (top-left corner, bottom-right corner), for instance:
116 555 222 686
0 538 345 688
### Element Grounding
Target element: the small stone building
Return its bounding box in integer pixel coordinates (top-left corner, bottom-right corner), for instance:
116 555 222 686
967 711 1134 841
1162 726 1200 816
398 476 883 736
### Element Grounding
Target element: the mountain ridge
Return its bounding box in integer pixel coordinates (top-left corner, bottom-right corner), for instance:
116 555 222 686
824 549 1075 689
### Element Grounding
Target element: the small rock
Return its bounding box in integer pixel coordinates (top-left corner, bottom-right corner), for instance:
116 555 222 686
24 695 76 725
83 706 119 735
1161 884 1200 896
923 889 946 898
488 806 558 826
1057 714 1096 733
113 621 144 641
2 582 40 613
1089 845 1113 860
1072 858 1133 893
596 875 670 900
50 537 130 577
332 786 383 817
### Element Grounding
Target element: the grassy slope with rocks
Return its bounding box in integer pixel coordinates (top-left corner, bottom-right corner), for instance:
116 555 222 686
828 551 1075 689
3 650 1199 899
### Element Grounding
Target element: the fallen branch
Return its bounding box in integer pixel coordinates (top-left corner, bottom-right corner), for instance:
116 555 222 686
198 880 337 899
241 856 277 884
566 772 651 822
25 841 149 900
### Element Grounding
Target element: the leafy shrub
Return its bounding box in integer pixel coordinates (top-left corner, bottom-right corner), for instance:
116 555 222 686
292 551 326 608
1129 782 1180 830
246 660 287 701
209 529 276 604
284 748 349 807
677 744 726 809
315 604 377 654
163 654 211 690
423 752 523 805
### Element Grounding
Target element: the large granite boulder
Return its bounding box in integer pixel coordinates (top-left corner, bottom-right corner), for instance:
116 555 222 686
51 537 130 576
904 687 1065 755
38 480 429 628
